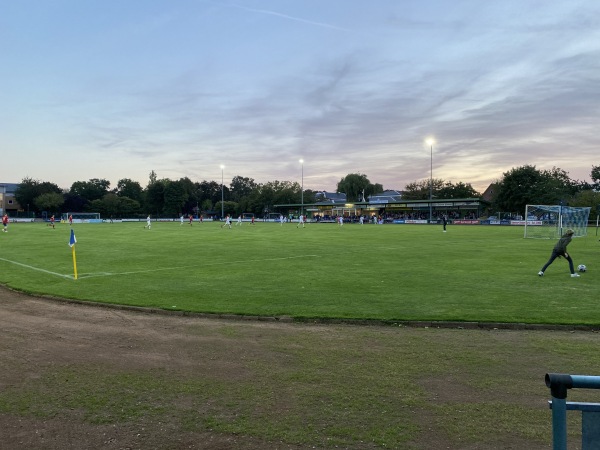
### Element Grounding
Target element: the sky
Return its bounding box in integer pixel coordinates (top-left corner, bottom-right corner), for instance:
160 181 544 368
1 0 599 194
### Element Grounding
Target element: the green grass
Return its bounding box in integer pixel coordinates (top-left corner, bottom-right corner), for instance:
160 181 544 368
0 220 597 325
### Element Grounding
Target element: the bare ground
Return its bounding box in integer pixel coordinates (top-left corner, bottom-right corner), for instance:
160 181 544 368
0 286 561 449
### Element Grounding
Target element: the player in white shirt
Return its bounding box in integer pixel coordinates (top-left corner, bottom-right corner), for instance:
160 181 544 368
221 215 232 229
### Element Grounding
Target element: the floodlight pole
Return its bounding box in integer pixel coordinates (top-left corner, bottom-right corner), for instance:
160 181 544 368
220 165 225 219
299 159 304 217
430 143 433 222
426 138 435 223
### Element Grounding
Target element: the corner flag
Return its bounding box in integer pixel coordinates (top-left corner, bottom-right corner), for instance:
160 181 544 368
69 229 78 279
69 229 77 247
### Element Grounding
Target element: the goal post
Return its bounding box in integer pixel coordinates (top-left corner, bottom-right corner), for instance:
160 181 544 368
524 205 591 239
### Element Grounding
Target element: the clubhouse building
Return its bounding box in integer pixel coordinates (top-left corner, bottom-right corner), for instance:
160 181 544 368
275 190 490 223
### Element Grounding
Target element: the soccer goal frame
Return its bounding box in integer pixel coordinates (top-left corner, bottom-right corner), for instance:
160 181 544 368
62 212 101 223
524 205 591 239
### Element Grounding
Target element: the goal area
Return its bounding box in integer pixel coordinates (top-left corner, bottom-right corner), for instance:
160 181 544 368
524 205 590 239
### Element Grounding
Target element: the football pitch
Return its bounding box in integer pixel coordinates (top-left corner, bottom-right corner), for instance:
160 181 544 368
0 221 596 326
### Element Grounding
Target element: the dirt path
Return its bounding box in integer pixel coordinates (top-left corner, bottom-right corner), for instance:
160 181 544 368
1 288 312 449
0 287 556 449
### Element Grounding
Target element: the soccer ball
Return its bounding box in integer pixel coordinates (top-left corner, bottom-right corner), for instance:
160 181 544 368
577 264 587 273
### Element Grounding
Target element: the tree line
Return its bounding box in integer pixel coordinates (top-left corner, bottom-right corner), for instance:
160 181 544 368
490 165 600 215
13 165 600 218
15 171 316 219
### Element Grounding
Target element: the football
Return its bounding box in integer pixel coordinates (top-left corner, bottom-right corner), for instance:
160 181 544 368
578 264 587 273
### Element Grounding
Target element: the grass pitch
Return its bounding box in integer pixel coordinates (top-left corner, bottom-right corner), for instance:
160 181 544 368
0 220 597 325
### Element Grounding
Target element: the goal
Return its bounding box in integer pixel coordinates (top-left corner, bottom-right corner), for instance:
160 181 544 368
524 205 591 239
61 212 101 223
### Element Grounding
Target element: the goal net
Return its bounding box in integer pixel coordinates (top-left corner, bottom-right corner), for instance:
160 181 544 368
524 205 591 239
61 212 101 223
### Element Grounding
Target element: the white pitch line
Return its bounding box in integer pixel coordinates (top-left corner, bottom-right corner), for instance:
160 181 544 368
75 254 323 279
0 257 73 279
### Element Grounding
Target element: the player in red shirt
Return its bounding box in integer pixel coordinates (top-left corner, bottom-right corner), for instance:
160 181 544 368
2 214 8 232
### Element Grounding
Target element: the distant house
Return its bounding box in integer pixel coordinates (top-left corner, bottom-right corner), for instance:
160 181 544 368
315 191 347 203
481 183 498 203
0 183 20 214
368 190 402 203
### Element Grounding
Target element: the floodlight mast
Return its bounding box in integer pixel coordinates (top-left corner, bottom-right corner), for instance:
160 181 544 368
220 165 225 219
426 138 435 223
299 159 304 217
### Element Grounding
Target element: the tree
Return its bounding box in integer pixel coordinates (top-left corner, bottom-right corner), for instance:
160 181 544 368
198 181 223 206
492 165 580 214
215 201 238 217
145 179 166 215
230 176 257 202
247 181 298 216
337 173 380 202
570 189 600 209
118 196 142 217
493 165 544 214
438 181 480 199
115 178 143 203
201 199 213 213
176 177 197 214
94 193 120 216
70 179 111 202
402 178 445 200
34 192 64 213
62 193 86 213
303 189 317 205
14 178 62 213
163 180 188 216
591 165 600 191
535 167 578 205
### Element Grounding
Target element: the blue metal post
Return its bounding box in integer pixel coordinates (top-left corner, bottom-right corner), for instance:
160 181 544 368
546 373 572 450
550 397 568 450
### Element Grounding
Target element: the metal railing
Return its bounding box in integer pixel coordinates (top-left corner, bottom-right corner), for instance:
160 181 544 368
546 373 600 449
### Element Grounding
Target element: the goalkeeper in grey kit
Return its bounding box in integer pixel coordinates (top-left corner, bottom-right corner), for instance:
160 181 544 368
538 229 580 277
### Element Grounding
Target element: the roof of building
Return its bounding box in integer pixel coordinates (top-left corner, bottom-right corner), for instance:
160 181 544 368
0 183 19 194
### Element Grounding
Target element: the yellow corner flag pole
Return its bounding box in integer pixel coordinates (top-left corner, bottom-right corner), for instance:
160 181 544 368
72 246 78 280
69 229 78 280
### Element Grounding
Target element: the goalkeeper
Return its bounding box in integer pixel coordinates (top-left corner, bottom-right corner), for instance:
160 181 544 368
538 229 580 278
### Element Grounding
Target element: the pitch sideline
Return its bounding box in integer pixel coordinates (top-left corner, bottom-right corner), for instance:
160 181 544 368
0 254 322 280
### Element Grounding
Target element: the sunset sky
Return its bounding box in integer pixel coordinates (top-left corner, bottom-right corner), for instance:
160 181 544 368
2 0 599 193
